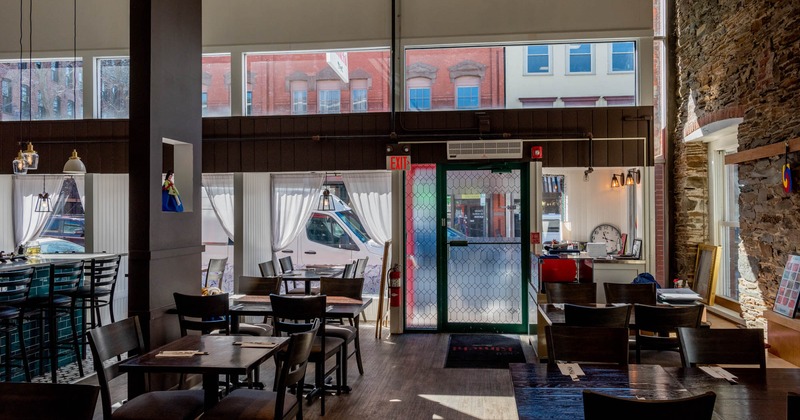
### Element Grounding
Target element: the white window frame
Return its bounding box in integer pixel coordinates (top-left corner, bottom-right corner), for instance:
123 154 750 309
609 42 636 74
566 43 594 75
524 45 552 75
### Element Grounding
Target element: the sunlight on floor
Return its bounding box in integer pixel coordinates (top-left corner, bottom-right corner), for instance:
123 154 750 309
419 394 518 420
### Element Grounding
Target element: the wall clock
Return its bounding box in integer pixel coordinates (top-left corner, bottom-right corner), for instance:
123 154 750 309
589 223 622 254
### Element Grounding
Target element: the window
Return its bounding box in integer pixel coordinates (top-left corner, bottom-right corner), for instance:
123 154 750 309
201 54 232 117
456 86 479 109
20 85 30 119
526 45 550 74
201 92 208 116
1 78 11 114
292 89 307 115
36 90 46 118
610 42 635 72
352 88 367 112
718 159 741 301
306 213 358 251
52 96 61 117
51 62 59 82
97 58 130 119
246 91 252 116
318 89 341 114
67 100 75 118
408 87 431 110
568 44 593 73
65 65 74 88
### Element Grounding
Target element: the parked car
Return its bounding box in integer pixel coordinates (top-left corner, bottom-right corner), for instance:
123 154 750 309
280 194 385 266
42 216 85 246
39 237 85 254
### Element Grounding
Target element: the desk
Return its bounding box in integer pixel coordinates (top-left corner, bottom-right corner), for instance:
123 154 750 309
120 335 288 409
230 295 371 392
282 268 344 294
511 363 689 420
665 367 800 420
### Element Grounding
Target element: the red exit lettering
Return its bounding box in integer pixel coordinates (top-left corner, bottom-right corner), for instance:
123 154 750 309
388 155 410 171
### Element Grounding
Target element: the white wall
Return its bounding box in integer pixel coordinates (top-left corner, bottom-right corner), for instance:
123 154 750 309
0 176 13 252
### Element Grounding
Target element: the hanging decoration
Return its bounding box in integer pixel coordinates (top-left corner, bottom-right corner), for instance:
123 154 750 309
783 141 792 195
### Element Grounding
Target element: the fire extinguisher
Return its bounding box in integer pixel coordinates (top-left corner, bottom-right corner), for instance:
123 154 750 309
389 264 401 307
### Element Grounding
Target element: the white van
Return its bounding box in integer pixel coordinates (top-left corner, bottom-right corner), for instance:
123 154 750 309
278 194 385 266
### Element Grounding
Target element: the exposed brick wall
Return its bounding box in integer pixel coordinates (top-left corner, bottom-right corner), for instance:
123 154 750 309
675 0 800 327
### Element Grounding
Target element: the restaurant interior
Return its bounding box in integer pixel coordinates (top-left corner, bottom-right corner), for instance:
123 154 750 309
0 0 798 419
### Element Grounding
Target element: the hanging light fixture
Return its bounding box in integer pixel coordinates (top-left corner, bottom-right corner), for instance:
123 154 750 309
10 0 28 174
63 0 86 174
34 177 52 212
22 142 38 169
12 150 28 174
318 188 333 211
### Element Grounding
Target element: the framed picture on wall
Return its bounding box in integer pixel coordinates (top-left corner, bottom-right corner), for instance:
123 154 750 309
774 255 800 318
691 244 721 305
631 239 642 259
618 233 628 256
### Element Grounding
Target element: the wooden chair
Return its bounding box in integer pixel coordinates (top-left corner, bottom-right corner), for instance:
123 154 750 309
270 294 344 416
0 267 33 381
545 325 629 366
633 303 703 363
0 382 100 420
604 282 657 305
545 282 597 304
789 392 800 420
278 256 305 294
583 390 716 420
342 262 356 278
202 321 319 420
677 327 766 368
353 257 369 278
204 257 228 290
173 292 232 335
237 275 282 296
88 316 204 420
320 276 365 375
258 260 276 277
564 303 631 328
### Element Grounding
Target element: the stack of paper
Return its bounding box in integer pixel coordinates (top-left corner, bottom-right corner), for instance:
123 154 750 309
657 288 702 302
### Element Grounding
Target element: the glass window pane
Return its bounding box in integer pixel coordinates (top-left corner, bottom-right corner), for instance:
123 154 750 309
352 88 367 112
408 87 431 111
201 54 231 117
97 58 130 119
611 42 635 72
0 59 82 120
526 45 550 74
456 86 479 109
568 44 592 73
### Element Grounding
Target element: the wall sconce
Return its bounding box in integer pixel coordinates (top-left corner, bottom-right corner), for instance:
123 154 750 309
318 188 333 211
611 173 624 188
627 168 641 185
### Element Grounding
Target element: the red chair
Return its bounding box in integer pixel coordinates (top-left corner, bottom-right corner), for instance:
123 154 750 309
541 258 578 283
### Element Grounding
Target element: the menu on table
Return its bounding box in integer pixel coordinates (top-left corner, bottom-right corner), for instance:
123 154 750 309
774 255 800 317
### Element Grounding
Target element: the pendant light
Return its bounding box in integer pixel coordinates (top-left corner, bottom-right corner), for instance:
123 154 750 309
34 177 51 212
10 0 28 174
318 188 333 211
63 0 86 174
22 141 38 169
12 150 28 174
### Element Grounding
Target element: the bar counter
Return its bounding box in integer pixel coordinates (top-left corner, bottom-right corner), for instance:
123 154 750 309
0 253 111 271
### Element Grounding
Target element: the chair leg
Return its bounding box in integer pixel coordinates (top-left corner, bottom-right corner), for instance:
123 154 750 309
48 310 58 383
354 332 364 375
17 315 30 381
69 305 84 377
4 327 11 382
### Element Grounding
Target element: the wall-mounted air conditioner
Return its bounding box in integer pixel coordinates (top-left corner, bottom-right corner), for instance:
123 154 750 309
447 140 523 160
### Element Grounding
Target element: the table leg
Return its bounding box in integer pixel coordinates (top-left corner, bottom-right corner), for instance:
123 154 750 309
305 280 312 295
230 315 240 334
202 373 220 410
127 371 145 401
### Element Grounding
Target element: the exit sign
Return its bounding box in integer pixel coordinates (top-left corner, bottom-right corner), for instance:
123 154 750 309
387 155 411 171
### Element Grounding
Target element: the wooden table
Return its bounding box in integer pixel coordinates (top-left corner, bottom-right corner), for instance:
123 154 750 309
120 334 288 409
664 367 800 420
511 363 800 420
281 268 344 294
511 363 689 420
230 295 371 392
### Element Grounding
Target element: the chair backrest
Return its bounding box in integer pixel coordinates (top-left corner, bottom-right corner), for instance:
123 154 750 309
319 276 364 300
604 282 657 305
0 267 34 307
564 303 631 328
0 382 100 420
546 325 629 365
633 303 703 333
342 263 356 279
583 390 716 420
279 256 294 274
541 258 578 283
204 258 228 288
545 282 597 304
88 316 146 420
677 327 766 368
258 260 276 277
274 320 319 418
270 294 327 335
789 392 800 420
85 254 121 294
49 261 84 302
237 276 282 295
354 257 369 278
173 292 230 336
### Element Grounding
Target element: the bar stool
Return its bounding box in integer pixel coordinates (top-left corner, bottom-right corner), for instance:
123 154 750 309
25 261 85 383
0 267 34 381
71 255 121 358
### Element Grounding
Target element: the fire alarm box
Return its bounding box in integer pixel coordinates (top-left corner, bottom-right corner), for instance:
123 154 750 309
530 232 541 244
531 146 543 160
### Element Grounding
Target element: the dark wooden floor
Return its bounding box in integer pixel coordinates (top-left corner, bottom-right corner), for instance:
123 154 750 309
77 313 796 420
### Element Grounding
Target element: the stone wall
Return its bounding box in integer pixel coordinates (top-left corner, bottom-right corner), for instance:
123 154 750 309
675 0 800 327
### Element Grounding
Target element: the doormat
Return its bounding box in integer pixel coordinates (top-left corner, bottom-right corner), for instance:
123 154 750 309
444 334 526 369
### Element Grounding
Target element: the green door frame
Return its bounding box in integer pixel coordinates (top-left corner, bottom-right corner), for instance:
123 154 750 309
436 162 530 333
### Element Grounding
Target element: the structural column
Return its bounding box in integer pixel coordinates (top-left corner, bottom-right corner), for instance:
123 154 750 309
128 0 203 349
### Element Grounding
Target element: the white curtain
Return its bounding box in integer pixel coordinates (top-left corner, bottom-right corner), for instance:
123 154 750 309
202 173 235 241
13 174 65 247
271 173 324 254
342 171 392 245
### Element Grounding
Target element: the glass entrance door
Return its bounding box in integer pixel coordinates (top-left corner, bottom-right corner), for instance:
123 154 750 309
439 163 528 333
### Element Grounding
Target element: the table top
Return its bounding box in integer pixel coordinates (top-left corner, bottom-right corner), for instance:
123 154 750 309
119 335 288 375
231 295 372 318
538 303 637 326
511 363 800 420
280 268 344 280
